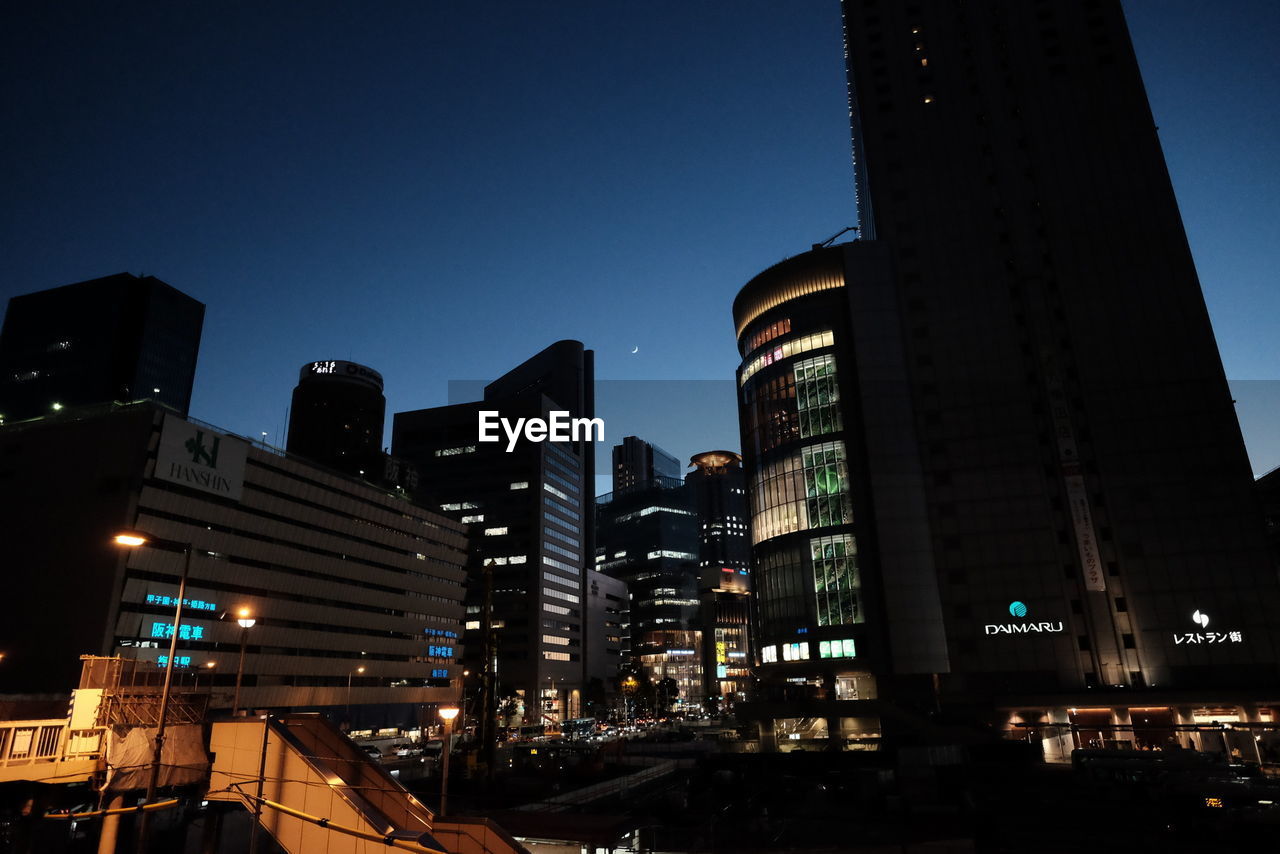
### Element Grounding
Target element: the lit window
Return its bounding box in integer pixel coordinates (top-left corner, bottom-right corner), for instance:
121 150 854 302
542 634 571 646
782 642 810 661
483 527 508 536
510 481 529 490
761 645 777 663
819 639 857 659
460 514 484 524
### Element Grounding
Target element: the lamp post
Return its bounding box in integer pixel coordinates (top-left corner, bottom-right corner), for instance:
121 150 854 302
197 661 215 691
347 665 365 720
437 706 460 817
233 608 256 716
113 531 194 854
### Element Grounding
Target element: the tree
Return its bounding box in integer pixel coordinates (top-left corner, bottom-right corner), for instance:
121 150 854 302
656 677 679 714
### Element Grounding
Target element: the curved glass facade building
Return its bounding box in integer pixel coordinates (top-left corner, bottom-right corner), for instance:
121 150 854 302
734 244 915 714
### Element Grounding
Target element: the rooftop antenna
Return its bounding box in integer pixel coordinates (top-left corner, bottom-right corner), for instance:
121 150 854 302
812 225 860 252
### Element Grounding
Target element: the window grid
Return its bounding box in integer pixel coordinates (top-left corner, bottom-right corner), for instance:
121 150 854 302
810 534 862 627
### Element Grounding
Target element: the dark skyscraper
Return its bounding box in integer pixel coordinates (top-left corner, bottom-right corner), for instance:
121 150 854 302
0 272 203 423
613 435 681 492
730 2 1280 751
393 340 596 725
286 359 387 477
686 450 753 708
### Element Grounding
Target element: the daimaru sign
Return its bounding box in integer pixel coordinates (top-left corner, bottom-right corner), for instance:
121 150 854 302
155 414 248 501
984 600 1065 636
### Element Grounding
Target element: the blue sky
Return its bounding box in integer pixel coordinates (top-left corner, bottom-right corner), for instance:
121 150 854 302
2 1 1277 486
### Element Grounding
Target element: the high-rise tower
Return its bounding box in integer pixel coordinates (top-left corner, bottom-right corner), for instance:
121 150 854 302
393 341 596 726
0 273 203 423
286 360 386 478
731 2 1280 751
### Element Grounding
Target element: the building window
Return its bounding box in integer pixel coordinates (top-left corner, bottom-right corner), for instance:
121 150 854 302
510 481 529 490
483 526 508 536
819 639 857 659
750 441 853 544
761 645 778 663
743 319 792 355
811 534 862 626
781 642 810 661
739 330 835 386
794 354 842 438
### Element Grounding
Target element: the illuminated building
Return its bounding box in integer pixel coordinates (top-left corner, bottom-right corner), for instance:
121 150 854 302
686 451 753 707
0 272 203 424
596 438 704 706
393 341 596 724
286 359 387 478
735 0 1280 748
0 402 465 726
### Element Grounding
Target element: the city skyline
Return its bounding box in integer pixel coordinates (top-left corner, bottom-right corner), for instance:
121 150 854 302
2 1 1277 477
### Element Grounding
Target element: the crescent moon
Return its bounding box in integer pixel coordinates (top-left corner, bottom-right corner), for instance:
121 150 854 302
631 346 639 354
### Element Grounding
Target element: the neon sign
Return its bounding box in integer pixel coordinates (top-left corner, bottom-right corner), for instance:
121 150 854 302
146 594 217 611
984 601 1064 636
150 622 205 640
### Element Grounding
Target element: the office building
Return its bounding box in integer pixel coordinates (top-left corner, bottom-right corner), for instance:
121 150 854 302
728 0 1280 751
286 359 387 478
0 272 203 423
613 435 680 492
596 438 703 706
0 402 466 726
686 450 753 708
1259 467 1280 572
393 340 596 725
583 569 629 717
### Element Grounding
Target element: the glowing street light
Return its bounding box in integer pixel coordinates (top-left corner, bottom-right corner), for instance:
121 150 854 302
438 706 461 817
113 529 195 854
233 607 256 716
347 665 366 719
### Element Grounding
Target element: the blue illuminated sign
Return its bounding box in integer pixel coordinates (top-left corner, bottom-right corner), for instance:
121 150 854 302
150 622 205 641
431 669 449 678
424 628 459 639
145 594 217 612
427 645 454 658
156 655 192 668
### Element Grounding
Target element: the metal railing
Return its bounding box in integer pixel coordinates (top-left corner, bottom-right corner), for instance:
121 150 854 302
0 719 104 781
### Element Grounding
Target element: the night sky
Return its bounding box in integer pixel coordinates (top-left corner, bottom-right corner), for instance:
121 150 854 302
3 1 1277 492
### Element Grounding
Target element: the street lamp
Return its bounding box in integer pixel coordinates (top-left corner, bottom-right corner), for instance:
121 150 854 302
438 706 460 817
113 530 194 854
347 665 366 720
233 608 256 716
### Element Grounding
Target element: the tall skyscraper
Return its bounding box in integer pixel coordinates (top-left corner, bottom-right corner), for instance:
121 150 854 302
392 341 596 726
0 272 204 423
686 451 753 708
286 359 387 478
730 1 1280 751
595 465 702 705
613 435 681 492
